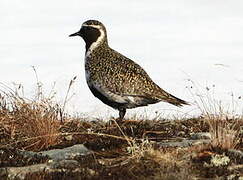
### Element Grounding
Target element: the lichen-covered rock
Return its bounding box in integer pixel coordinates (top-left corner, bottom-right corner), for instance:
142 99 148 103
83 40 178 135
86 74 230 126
210 154 230 167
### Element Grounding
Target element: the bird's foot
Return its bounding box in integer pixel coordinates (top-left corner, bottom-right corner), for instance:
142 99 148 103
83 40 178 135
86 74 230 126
107 117 141 127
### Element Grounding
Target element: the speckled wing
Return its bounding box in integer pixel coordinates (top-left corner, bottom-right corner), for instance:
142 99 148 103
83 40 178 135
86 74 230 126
86 47 188 107
90 48 174 105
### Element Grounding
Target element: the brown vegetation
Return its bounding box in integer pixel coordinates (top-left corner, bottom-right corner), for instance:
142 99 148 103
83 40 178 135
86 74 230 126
0 82 242 179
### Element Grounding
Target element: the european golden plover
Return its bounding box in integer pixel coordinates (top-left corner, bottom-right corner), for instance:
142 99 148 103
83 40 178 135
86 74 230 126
69 20 188 121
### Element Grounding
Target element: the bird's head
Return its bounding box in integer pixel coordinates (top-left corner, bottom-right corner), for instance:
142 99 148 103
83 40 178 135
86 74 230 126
69 20 108 51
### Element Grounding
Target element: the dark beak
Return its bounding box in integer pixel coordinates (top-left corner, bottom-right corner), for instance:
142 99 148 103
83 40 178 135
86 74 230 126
69 31 80 37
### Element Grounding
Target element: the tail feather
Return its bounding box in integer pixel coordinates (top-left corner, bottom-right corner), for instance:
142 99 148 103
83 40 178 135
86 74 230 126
165 94 189 107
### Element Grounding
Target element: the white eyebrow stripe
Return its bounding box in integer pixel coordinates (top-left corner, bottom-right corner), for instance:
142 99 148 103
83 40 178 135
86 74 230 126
82 24 102 29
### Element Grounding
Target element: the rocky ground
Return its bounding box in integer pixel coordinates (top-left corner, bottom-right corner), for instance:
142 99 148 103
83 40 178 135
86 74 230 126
0 117 242 180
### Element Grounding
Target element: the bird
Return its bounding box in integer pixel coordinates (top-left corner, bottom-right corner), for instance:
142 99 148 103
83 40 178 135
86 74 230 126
69 20 189 121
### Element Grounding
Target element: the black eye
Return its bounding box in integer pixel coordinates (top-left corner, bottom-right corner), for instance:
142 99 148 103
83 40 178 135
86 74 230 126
84 26 92 31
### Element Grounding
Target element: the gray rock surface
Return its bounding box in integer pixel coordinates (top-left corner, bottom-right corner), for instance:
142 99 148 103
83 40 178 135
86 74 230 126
190 132 211 140
227 149 243 164
39 144 91 161
0 144 93 180
3 164 48 180
157 139 211 148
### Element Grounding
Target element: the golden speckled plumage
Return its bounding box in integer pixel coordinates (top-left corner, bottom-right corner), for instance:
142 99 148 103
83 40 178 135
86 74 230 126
70 20 189 120
86 46 168 100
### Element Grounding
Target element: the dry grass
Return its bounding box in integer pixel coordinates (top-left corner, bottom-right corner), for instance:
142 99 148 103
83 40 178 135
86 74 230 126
207 116 241 150
0 68 79 151
0 75 242 179
187 79 242 151
0 87 62 151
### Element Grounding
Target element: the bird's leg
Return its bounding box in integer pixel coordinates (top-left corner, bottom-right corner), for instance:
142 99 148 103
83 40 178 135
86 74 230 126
108 108 126 126
118 108 126 121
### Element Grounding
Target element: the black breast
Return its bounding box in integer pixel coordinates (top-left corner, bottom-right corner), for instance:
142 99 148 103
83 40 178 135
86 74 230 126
88 85 126 110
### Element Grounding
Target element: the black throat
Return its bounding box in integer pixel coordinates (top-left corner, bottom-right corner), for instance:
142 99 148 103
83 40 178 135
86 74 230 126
81 27 102 52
